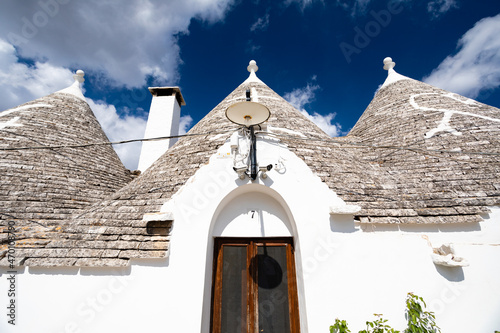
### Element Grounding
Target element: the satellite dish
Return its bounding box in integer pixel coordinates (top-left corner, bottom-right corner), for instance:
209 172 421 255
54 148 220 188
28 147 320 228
226 101 270 127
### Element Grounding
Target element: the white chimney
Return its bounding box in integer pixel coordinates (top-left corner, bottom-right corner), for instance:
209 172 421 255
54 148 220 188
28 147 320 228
138 86 185 172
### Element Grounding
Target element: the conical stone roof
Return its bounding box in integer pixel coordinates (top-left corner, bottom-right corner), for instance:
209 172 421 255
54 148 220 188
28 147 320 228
345 58 500 223
1 73 134 265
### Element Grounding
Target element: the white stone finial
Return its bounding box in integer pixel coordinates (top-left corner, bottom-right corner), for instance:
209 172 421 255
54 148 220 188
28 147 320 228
383 57 396 70
247 60 258 73
243 60 264 85
380 57 410 89
56 69 86 100
73 69 85 83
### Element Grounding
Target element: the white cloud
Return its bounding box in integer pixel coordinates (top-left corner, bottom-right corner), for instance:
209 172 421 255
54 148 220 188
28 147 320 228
427 0 458 19
246 40 261 54
179 115 193 135
87 102 194 170
0 38 74 109
424 14 500 99
299 111 341 137
0 0 234 89
339 0 372 16
250 13 270 32
284 81 342 137
87 98 147 170
284 0 316 10
282 0 451 18
284 82 320 110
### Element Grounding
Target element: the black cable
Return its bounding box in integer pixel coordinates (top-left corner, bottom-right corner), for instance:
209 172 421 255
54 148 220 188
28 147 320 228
0 127 241 151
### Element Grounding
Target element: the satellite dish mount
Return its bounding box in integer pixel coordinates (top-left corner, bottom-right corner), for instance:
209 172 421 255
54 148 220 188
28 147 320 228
225 88 271 181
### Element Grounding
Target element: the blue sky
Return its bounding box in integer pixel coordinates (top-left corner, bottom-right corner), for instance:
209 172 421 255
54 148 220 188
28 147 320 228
0 0 499 169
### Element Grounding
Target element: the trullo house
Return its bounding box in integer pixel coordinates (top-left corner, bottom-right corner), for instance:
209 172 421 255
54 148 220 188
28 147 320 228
1 59 500 332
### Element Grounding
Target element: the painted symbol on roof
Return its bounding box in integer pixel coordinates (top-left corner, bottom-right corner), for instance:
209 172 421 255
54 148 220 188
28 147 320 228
0 103 54 131
0 110 23 130
409 92 500 138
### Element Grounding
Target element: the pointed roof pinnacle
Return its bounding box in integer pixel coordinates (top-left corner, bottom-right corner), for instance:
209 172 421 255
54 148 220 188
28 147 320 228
57 69 86 101
380 57 410 89
243 60 265 85
383 57 396 70
73 69 85 83
247 60 258 73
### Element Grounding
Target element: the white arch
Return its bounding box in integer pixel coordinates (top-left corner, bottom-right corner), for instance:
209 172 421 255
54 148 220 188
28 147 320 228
200 183 308 332
210 183 297 237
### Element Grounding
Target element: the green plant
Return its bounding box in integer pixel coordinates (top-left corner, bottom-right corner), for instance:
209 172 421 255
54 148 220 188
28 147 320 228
330 318 351 333
404 293 441 333
359 314 399 333
329 293 440 333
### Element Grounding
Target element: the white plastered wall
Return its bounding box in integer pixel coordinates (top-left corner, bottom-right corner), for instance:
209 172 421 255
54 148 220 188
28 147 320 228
157 132 353 332
1 132 500 333
305 209 500 332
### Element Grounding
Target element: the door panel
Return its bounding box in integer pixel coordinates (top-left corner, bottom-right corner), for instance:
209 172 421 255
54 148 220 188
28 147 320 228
256 245 290 332
211 238 299 333
220 245 248 332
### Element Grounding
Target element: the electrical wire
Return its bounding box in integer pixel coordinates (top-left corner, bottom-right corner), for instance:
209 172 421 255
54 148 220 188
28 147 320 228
2 125 500 158
0 127 242 151
256 131 500 157
2 127 498 222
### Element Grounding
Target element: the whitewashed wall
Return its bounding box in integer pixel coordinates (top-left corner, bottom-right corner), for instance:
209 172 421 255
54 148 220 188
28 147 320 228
1 133 499 332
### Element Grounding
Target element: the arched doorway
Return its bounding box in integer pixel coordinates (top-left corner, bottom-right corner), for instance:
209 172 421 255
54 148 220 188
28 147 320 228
208 185 301 332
